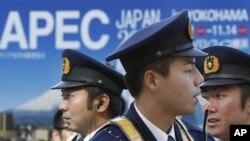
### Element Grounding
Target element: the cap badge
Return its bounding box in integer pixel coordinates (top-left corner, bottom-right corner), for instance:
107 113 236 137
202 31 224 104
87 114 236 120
187 20 194 40
204 55 220 74
62 57 70 75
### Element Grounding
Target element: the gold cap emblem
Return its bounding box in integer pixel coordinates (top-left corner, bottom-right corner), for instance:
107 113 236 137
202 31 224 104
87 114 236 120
62 57 70 75
204 55 220 74
187 20 194 40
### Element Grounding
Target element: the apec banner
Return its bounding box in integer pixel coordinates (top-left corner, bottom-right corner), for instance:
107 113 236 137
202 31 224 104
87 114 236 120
0 0 250 112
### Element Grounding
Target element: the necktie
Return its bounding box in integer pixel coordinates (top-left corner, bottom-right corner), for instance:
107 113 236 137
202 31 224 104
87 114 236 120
168 135 175 141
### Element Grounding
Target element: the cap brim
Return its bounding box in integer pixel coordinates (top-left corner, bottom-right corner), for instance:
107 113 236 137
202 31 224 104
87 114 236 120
173 48 208 57
201 79 245 88
51 81 86 89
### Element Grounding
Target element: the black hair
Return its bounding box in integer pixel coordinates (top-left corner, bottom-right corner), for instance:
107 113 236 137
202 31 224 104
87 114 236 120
53 110 65 131
124 56 176 98
85 86 123 118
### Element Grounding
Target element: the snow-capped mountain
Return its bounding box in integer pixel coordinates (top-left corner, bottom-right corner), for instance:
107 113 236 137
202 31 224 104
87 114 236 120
10 90 62 125
9 61 131 125
13 90 61 112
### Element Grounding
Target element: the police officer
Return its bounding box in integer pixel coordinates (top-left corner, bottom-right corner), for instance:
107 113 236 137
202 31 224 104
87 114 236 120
198 46 250 141
90 10 215 141
51 49 126 141
52 110 74 141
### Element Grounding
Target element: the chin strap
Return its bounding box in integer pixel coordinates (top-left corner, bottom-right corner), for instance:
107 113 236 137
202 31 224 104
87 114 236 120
203 109 209 141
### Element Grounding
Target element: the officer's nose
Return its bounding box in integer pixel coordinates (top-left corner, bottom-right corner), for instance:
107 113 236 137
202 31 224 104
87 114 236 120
208 98 217 113
194 67 204 87
60 99 68 112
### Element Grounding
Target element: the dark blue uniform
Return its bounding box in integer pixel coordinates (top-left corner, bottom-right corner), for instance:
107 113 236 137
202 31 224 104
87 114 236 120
181 120 215 141
90 103 215 141
91 9 215 141
51 49 126 141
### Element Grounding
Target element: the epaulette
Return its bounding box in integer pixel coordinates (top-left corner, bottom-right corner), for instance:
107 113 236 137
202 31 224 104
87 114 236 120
109 116 144 141
175 118 194 141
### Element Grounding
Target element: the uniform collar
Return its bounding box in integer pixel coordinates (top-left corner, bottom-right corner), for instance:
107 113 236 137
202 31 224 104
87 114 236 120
124 103 157 140
134 103 176 141
83 123 108 141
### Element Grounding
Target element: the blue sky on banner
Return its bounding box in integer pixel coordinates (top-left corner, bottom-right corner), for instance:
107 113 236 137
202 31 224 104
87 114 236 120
0 0 250 112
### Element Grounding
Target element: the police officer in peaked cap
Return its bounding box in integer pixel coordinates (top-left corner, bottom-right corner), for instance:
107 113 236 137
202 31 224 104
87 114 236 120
198 46 250 141
89 9 215 141
51 49 126 141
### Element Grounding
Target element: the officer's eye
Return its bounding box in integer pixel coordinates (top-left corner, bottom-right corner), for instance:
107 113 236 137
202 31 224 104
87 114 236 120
215 93 225 99
68 93 74 98
61 93 70 100
185 69 193 73
202 95 208 100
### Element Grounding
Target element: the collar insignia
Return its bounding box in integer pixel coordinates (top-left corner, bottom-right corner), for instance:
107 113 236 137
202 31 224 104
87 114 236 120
204 55 220 74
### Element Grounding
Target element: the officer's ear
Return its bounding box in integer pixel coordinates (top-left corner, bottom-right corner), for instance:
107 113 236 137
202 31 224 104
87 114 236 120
144 70 160 91
245 97 250 114
95 94 110 112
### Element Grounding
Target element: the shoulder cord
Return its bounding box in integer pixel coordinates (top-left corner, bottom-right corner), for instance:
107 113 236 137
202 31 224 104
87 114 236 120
110 116 144 141
175 119 194 141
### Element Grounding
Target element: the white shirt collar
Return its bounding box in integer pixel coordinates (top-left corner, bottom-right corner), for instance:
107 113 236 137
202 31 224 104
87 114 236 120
83 123 108 141
66 132 79 141
134 103 176 141
76 134 82 141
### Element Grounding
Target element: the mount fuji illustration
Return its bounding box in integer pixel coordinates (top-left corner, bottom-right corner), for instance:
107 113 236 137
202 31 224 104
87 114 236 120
10 90 62 125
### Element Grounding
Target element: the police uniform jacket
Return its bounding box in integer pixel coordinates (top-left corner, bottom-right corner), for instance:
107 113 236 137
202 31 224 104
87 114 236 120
89 103 215 141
